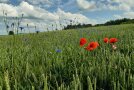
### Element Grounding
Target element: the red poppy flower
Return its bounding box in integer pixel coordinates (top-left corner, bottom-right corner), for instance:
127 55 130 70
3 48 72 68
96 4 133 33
103 38 109 43
85 47 94 51
85 42 99 51
80 38 87 46
109 38 118 43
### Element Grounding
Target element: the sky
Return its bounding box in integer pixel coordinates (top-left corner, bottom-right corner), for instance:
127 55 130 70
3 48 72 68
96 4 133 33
0 0 134 34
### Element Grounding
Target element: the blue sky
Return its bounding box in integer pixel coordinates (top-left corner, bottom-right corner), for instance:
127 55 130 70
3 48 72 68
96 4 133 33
0 0 134 34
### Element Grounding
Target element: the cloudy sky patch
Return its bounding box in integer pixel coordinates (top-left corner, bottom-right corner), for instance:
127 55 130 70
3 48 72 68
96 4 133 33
0 0 134 34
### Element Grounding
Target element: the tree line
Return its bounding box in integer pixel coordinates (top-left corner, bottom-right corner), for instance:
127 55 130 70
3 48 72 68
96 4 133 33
64 18 134 30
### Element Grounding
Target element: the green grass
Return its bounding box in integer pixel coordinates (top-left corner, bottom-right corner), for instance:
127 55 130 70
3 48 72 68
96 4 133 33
0 24 134 90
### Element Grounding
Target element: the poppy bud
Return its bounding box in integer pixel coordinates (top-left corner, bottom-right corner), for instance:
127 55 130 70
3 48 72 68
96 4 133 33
80 38 87 47
103 38 109 43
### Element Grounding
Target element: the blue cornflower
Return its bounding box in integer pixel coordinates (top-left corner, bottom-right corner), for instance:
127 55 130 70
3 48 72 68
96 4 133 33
56 49 62 53
6 25 9 29
19 27 24 30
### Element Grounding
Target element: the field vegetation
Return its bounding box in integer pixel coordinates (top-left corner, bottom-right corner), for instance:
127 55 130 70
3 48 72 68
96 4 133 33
0 24 133 90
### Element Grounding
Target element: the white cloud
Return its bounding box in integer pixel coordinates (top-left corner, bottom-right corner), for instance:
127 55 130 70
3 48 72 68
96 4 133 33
0 0 9 3
19 1 58 20
76 0 96 10
0 1 95 22
109 0 134 11
26 0 52 5
76 0 134 11
25 0 53 8
123 12 134 19
0 3 18 17
113 15 123 19
0 1 97 33
114 11 134 19
56 8 97 24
